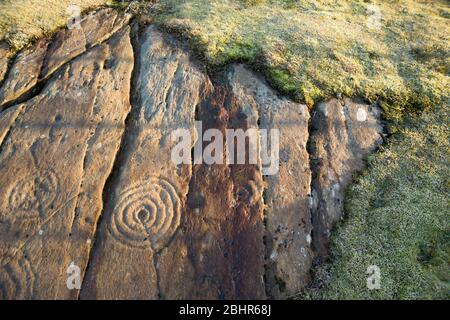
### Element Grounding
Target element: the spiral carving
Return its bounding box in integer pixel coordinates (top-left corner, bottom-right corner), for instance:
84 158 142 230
109 177 181 250
6 169 58 220
0 254 35 300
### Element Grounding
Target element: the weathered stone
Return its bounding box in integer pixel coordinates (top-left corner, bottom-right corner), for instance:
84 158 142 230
0 42 12 85
227 64 312 298
81 26 208 299
0 41 12 84
0 27 134 299
82 8 130 48
310 98 383 257
0 105 23 146
157 82 267 299
57 27 134 300
0 39 48 108
40 8 130 79
40 24 85 81
223 87 266 300
157 86 233 299
0 12 387 299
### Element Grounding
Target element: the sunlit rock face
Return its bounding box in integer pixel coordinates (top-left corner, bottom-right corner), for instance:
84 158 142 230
0 8 383 300
309 98 384 258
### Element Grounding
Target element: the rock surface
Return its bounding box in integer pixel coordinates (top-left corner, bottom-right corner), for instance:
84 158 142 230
81 25 208 299
309 98 383 257
0 10 384 300
227 65 313 298
0 27 133 299
0 42 11 85
157 76 267 300
0 39 48 108
0 105 23 146
40 8 130 80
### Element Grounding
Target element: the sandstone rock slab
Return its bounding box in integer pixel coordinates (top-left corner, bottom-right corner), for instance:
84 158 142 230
0 42 12 85
81 25 208 299
227 64 313 298
0 39 48 108
0 41 12 83
0 27 134 299
310 98 383 257
157 82 267 299
0 105 23 146
0 14 386 299
40 8 130 80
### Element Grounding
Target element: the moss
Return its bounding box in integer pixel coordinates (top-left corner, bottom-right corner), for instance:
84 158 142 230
267 69 300 101
306 105 450 300
152 0 449 123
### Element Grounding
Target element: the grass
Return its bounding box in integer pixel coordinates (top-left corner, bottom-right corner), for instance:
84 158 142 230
152 0 450 129
305 105 449 299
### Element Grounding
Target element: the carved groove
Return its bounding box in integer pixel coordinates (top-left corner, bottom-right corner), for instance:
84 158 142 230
0 254 35 299
109 177 181 250
5 169 58 221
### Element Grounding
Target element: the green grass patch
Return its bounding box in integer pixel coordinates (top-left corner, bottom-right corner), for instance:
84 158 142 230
152 0 449 126
305 105 450 299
